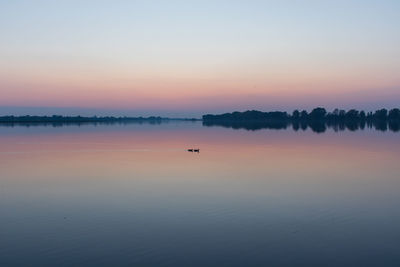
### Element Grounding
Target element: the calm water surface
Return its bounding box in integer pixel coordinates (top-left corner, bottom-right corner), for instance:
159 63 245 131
1 121 399 266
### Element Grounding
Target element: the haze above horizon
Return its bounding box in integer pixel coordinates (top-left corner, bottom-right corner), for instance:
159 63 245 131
1 0 399 117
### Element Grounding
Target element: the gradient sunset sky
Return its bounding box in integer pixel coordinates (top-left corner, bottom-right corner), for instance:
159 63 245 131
1 0 399 117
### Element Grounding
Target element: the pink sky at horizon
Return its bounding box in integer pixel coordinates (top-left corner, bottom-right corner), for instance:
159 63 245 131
0 1 399 116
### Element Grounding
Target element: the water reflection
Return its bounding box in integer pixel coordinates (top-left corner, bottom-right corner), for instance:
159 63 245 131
1 119 399 133
0 122 399 266
0 119 182 128
203 120 400 132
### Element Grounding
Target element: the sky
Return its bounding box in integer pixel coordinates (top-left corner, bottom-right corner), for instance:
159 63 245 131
0 0 399 117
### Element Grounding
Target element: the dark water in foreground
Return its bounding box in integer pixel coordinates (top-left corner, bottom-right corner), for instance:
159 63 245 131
0 121 399 266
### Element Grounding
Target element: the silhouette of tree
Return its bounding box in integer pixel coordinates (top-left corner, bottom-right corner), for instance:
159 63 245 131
202 107 400 133
389 108 400 120
300 110 308 120
359 111 366 120
346 109 359 119
374 109 388 120
309 107 327 120
292 110 300 120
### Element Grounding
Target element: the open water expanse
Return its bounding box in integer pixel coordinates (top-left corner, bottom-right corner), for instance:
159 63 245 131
1 121 399 266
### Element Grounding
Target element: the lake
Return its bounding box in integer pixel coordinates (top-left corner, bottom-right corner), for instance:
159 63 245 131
1 121 399 266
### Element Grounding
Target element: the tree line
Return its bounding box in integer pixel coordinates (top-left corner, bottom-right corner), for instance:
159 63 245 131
203 108 400 121
202 108 400 132
291 107 400 121
0 115 168 123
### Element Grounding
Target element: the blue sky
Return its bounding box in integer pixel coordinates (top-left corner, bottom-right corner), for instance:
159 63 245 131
0 0 399 117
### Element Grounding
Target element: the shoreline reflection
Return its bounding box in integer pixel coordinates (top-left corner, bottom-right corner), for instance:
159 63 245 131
203 120 400 133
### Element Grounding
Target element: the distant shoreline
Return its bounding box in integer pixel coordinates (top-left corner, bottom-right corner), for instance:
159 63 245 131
0 116 200 124
202 108 400 132
203 107 400 121
1 107 400 132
